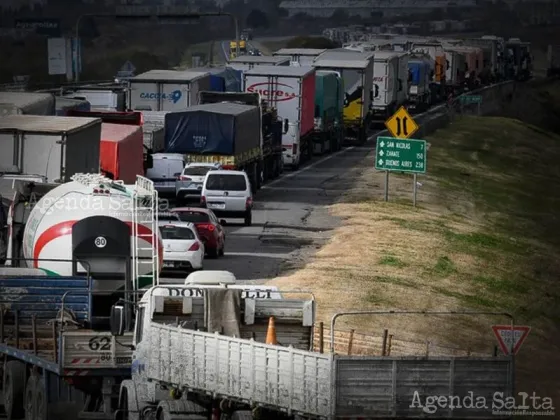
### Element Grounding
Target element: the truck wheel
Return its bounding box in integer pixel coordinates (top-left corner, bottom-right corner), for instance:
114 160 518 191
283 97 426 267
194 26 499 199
231 411 253 419
27 375 46 420
3 360 26 420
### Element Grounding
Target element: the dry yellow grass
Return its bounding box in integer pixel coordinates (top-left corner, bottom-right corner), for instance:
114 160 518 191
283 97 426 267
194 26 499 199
267 115 560 400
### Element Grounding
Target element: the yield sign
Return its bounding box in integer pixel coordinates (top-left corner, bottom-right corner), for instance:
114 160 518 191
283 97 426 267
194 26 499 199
492 325 531 355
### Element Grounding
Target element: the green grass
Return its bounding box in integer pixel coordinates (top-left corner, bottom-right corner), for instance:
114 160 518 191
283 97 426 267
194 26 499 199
378 255 408 268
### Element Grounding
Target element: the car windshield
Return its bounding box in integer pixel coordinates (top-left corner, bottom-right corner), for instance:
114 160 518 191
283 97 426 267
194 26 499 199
175 211 210 223
183 166 216 176
160 226 195 240
206 174 246 191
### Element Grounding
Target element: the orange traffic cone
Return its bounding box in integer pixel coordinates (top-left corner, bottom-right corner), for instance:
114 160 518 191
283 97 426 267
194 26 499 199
265 316 277 345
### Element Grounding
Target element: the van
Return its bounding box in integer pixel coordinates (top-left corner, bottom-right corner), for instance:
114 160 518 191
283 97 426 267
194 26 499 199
145 153 185 197
200 170 253 226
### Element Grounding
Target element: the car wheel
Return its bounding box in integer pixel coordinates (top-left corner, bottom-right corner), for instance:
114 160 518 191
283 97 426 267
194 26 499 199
210 246 220 259
244 211 252 226
219 242 225 256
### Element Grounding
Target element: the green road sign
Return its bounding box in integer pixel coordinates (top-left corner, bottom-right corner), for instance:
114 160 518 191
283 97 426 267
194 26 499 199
375 136 427 174
460 95 482 104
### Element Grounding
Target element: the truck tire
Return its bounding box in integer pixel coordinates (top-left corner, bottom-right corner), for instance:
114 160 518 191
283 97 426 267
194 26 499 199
157 400 207 420
24 374 46 420
3 360 26 420
231 411 253 419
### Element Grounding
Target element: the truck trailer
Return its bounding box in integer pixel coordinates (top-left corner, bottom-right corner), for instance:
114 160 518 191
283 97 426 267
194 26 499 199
371 51 409 122
164 102 262 192
312 71 344 154
272 48 327 67
197 91 283 187
0 174 161 420
55 96 91 116
313 51 374 144
243 65 316 169
128 70 211 112
0 92 56 117
228 56 290 72
108 283 515 419
100 123 145 183
0 115 101 183
407 55 433 112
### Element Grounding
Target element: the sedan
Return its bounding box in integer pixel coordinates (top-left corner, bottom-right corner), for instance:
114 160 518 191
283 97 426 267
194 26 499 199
171 207 226 258
159 221 204 273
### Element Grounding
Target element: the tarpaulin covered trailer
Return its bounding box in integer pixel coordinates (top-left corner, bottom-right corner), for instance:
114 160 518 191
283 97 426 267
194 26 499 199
191 66 243 92
164 102 260 156
100 123 144 183
0 92 55 116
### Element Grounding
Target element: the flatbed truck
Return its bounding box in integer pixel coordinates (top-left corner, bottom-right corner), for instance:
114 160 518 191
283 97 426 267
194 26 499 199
109 284 515 419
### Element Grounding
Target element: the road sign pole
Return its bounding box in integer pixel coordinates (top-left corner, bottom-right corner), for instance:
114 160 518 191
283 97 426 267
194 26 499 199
384 171 389 202
412 173 417 207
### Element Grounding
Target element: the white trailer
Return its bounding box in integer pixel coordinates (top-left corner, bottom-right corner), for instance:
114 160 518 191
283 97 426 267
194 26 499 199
0 115 101 182
128 70 211 112
110 284 515 419
272 48 327 67
228 55 290 71
371 51 409 121
243 66 316 170
68 88 127 111
0 92 55 116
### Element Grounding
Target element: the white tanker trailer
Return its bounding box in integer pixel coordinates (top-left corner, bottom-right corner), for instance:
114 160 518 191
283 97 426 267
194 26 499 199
5 173 162 327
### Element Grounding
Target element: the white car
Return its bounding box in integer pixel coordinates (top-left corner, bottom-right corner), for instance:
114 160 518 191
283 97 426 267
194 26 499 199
176 162 222 205
159 221 204 273
200 170 253 226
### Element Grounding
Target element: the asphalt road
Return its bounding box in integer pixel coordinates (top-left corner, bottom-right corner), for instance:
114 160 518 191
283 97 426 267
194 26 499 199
159 132 380 286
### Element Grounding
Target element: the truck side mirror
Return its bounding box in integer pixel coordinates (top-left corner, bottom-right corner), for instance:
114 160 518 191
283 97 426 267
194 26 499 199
110 304 125 336
283 119 289 134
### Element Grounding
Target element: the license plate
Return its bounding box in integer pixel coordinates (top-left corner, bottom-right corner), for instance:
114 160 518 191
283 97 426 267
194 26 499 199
209 203 225 210
163 262 174 267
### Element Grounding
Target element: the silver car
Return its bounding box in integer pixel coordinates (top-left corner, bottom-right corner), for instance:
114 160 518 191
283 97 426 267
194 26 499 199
175 162 222 205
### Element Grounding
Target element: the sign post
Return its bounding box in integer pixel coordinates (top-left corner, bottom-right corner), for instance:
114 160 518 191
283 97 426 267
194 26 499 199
381 106 423 205
491 325 530 355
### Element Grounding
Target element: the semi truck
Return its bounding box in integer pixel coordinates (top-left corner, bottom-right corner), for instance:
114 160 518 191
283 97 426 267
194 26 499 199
371 51 409 122
411 41 447 103
197 91 283 186
313 50 374 144
312 71 344 154
273 48 327 67
163 103 263 193
243 65 316 169
107 282 515 419
0 92 55 117
442 48 466 93
100 123 145 183
0 174 160 420
0 115 102 183
228 56 290 72
128 70 212 112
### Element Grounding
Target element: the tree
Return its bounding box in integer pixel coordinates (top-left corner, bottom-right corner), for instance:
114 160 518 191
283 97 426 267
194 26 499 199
246 9 269 29
286 36 339 49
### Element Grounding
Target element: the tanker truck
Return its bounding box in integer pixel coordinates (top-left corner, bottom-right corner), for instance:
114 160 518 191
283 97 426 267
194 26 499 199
4 172 162 327
0 173 161 420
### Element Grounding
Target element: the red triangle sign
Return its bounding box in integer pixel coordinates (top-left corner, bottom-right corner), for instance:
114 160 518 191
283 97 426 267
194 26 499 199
492 325 531 355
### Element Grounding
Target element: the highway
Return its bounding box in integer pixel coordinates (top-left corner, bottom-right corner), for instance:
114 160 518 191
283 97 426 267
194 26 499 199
159 133 379 285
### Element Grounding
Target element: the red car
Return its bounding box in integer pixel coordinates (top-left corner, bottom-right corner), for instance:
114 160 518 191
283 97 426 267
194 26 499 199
170 207 226 258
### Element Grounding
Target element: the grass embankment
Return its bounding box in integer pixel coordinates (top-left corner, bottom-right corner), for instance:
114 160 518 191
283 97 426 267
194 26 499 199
268 115 560 399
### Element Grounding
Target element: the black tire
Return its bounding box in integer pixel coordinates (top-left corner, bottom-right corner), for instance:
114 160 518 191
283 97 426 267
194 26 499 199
244 210 252 227
209 246 220 259
231 411 253 419
219 242 225 256
3 360 26 420
24 374 36 420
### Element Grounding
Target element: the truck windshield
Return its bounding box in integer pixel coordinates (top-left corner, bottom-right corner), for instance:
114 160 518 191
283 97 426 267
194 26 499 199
183 167 215 176
206 175 246 191
160 226 195 240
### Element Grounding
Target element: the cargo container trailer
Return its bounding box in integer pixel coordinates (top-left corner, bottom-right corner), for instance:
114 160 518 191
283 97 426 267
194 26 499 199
371 51 409 122
448 46 483 89
197 91 283 187
243 65 316 169
407 55 432 111
313 51 374 144
0 115 101 182
272 48 327 67
67 87 127 111
191 66 242 92
108 284 515 420
164 102 263 193
55 96 91 115
312 71 344 154
229 55 290 72
100 123 145 183
411 42 447 103
443 48 467 93
506 38 532 81
128 70 211 112
462 37 501 83
0 92 55 117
